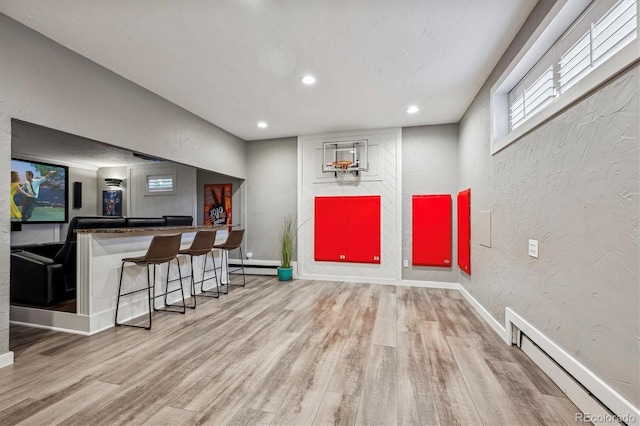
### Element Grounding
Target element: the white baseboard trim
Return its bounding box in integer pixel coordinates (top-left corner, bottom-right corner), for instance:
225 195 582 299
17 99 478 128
505 308 640 425
458 287 639 424
297 274 458 289
10 305 92 335
297 274 398 285
0 350 14 368
396 279 459 289
457 284 508 343
9 320 92 336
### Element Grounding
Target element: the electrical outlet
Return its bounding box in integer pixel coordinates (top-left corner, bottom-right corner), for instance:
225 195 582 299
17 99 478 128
403 260 409 268
528 240 538 258
246 252 253 259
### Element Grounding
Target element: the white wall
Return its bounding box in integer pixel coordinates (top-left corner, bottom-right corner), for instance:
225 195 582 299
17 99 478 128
298 128 401 282
458 2 640 408
128 163 197 218
402 124 459 283
0 13 247 357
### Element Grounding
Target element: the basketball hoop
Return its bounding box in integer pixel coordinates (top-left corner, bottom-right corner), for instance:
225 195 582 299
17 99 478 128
332 160 353 179
332 160 353 169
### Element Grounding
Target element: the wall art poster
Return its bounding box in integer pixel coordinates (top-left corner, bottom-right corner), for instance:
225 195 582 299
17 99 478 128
204 183 232 227
103 190 122 216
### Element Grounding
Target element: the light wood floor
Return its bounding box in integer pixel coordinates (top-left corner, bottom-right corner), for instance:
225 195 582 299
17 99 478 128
1 276 582 425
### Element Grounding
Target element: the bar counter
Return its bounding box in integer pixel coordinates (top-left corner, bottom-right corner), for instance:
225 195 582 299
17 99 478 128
75 224 225 233
11 225 228 335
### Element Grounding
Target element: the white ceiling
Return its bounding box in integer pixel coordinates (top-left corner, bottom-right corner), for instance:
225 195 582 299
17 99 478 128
0 0 537 141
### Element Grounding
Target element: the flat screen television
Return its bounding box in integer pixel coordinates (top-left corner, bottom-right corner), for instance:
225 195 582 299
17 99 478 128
10 158 69 224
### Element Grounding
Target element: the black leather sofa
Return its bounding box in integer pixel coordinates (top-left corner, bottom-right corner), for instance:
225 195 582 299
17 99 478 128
10 215 193 306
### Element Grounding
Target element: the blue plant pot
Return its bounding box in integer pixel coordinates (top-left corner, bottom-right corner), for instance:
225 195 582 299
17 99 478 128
277 267 293 281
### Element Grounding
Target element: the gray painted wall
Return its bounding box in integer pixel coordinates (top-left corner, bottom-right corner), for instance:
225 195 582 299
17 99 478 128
196 169 244 227
0 13 247 357
402 124 458 283
458 0 640 407
245 137 297 261
63 167 99 235
196 169 245 257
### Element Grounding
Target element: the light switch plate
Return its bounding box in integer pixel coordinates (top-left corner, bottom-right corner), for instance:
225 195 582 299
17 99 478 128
528 239 539 258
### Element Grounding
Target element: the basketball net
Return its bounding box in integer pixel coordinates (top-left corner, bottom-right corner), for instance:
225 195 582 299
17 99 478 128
332 160 356 182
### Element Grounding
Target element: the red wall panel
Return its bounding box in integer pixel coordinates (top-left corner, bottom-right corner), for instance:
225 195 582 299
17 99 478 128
412 194 451 267
457 189 471 275
314 197 348 261
346 196 381 264
314 195 380 264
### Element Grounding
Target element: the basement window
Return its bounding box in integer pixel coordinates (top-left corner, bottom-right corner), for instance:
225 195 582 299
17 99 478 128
491 0 639 154
146 174 175 195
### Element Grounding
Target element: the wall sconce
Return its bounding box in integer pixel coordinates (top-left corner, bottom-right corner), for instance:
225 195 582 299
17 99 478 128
105 178 123 188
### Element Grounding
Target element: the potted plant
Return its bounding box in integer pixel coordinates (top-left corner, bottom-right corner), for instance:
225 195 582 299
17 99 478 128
277 214 296 281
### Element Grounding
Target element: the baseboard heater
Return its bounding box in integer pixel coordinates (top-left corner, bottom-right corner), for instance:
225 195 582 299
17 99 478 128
227 259 279 276
516 330 627 426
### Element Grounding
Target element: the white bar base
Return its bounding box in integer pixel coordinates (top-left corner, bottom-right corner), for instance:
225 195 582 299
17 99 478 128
0 350 14 368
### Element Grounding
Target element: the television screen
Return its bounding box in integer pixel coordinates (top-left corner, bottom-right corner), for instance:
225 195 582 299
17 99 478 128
10 158 68 224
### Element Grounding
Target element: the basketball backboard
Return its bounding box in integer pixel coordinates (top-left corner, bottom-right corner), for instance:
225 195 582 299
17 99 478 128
322 140 368 174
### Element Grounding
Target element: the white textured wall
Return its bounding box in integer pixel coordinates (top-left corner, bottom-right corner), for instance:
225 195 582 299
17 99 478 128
402 124 458 283
128 163 197 218
298 128 400 281
0 13 247 358
246 137 297 261
458 8 640 410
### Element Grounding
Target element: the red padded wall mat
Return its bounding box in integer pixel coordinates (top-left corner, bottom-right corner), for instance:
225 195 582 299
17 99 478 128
457 189 471 275
314 197 347 261
346 196 381 264
412 194 452 267
314 195 380 264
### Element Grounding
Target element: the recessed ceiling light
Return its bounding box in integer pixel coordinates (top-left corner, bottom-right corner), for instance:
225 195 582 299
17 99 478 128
257 121 268 128
302 75 316 85
406 105 420 114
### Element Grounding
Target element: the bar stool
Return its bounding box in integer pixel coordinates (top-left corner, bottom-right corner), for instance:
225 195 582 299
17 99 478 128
115 233 184 330
213 229 246 294
178 230 219 308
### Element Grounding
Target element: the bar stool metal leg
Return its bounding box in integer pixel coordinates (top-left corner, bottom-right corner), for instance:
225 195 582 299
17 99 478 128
223 247 245 288
115 260 153 330
237 247 246 287
189 256 197 308
114 233 182 330
146 265 153 329
199 250 220 298
161 258 186 314
115 261 125 327
220 249 229 294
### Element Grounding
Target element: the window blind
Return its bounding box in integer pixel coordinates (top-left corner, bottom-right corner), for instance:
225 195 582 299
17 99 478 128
508 0 637 130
